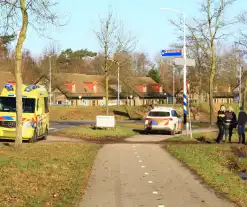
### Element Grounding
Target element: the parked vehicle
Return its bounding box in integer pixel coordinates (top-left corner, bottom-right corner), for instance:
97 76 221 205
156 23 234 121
0 83 49 142
144 107 183 135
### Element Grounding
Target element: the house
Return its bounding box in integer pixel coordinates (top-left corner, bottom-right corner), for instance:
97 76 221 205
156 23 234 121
34 73 107 106
34 73 169 106
233 82 246 103
120 76 171 105
176 84 234 104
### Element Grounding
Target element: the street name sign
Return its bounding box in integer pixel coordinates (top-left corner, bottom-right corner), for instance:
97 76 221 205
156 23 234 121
173 58 195 67
161 49 182 57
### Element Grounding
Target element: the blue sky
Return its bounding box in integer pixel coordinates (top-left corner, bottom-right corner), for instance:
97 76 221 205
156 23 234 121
18 0 246 61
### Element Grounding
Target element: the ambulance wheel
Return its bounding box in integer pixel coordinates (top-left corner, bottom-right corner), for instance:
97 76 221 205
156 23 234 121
43 127 48 140
29 129 37 143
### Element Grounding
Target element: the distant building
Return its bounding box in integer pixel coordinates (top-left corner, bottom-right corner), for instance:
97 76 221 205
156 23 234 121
34 73 170 106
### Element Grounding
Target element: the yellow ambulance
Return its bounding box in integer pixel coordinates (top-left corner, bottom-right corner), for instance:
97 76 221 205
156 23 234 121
0 83 49 142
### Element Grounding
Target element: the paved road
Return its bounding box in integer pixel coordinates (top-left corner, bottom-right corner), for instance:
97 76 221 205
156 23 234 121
48 122 75 133
51 120 214 125
48 120 143 133
80 134 234 207
49 120 216 134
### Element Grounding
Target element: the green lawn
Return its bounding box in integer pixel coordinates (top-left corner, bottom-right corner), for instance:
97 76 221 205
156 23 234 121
0 143 100 207
51 125 139 141
165 133 247 206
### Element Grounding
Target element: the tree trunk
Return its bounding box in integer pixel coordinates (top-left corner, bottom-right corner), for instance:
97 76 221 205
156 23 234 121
15 0 28 146
244 80 247 109
209 54 216 126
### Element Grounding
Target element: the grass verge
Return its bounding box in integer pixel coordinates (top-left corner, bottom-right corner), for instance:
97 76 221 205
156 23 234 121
51 125 139 141
165 133 247 206
0 143 99 207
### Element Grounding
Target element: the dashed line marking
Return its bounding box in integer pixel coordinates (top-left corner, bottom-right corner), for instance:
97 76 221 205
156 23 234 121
148 181 153 183
132 145 136 148
144 172 149 175
141 165 145 168
153 191 158 194
136 155 140 158
158 205 165 207
139 160 142 163
134 152 138 154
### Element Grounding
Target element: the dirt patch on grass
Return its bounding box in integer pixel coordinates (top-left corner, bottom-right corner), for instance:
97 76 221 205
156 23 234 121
0 143 100 207
50 125 139 141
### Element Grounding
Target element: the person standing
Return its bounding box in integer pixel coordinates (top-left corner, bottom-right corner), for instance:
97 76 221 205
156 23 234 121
237 106 247 144
224 106 237 143
216 105 226 144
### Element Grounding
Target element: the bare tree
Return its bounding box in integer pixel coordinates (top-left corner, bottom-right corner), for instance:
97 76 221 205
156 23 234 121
94 7 137 114
170 0 238 126
237 12 247 108
0 0 62 146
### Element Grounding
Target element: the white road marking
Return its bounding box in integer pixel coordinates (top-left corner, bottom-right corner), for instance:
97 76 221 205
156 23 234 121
141 165 145 168
139 160 142 163
144 172 149 175
136 155 140 158
132 145 136 147
49 128 56 130
158 205 165 207
153 191 158 194
148 181 153 183
134 152 138 154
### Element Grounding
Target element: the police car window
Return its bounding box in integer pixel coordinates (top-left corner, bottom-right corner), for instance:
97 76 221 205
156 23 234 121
172 110 179 117
148 111 170 117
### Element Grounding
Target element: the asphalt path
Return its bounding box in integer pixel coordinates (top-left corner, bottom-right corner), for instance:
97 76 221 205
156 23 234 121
80 134 234 207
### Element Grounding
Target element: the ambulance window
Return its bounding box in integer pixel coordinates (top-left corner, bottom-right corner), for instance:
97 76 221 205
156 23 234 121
36 99 39 111
44 97 49 113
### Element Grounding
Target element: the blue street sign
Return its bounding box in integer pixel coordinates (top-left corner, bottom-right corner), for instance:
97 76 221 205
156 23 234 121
161 49 182 57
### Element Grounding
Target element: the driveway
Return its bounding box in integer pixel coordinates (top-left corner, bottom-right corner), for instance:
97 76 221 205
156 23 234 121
80 134 234 207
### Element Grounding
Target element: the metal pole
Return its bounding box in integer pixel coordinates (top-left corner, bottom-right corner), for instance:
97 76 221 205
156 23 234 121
117 61 120 106
183 13 188 134
240 65 242 106
173 65 175 105
49 56 52 105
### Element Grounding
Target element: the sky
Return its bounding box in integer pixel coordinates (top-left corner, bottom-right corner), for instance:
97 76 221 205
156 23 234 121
13 0 247 62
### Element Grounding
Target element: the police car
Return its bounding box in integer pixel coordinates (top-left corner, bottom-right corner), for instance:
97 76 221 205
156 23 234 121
144 107 183 135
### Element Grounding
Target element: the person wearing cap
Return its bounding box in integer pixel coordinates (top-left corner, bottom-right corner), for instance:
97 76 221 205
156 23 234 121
224 106 237 143
216 105 226 144
237 106 247 144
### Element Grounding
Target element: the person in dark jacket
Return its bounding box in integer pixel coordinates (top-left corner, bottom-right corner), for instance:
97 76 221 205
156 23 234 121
224 106 237 143
237 106 247 144
216 105 226 144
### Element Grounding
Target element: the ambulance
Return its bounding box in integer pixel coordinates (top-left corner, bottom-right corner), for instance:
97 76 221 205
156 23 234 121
0 83 49 142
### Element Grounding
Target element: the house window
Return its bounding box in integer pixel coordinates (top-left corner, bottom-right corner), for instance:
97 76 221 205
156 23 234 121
143 85 147 92
72 84 76 93
159 86 162 93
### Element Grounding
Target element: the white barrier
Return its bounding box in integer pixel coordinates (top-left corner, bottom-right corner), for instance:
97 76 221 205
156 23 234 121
96 116 116 128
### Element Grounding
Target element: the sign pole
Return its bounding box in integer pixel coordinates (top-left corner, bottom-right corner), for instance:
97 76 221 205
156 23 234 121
183 13 188 135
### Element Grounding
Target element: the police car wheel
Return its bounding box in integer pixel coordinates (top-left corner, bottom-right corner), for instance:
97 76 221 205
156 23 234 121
29 129 37 143
170 125 176 135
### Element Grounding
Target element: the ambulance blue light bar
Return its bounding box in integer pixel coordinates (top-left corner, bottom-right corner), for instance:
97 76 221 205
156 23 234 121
4 83 14 91
24 87 32 92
